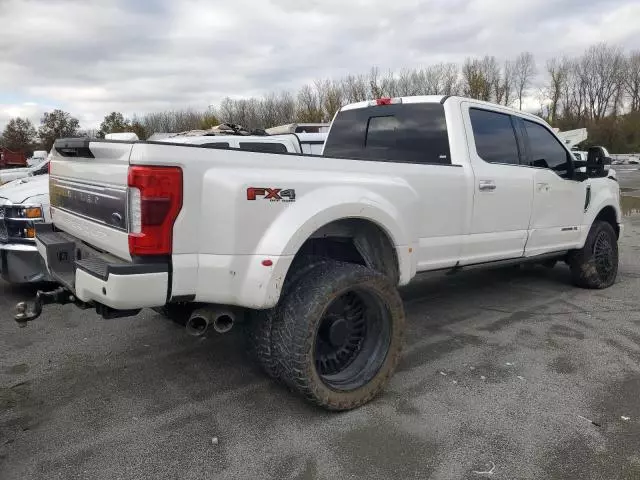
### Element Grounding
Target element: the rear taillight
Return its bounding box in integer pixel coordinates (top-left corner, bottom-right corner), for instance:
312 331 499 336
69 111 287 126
127 166 182 256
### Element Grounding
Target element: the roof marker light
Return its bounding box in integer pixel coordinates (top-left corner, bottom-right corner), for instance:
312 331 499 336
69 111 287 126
370 97 403 107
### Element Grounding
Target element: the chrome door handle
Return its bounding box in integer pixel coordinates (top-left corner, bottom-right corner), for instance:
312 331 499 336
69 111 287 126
479 180 496 191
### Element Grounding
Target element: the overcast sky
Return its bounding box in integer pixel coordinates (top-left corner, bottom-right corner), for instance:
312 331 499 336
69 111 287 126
1 0 639 130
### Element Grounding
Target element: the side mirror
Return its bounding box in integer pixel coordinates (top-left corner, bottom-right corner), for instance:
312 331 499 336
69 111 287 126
586 146 611 178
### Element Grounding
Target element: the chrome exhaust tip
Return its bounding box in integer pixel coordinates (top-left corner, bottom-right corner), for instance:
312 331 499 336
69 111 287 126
212 313 234 334
185 308 236 336
185 314 210 337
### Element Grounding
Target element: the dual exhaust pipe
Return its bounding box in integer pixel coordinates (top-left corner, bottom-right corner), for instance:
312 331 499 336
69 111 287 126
185 307 236 337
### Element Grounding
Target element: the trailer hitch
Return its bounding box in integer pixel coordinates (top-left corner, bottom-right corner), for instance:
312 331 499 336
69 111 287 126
14 287 83 326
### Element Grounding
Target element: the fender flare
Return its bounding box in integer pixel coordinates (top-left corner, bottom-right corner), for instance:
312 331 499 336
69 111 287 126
579 198 621 247
254 186 417 284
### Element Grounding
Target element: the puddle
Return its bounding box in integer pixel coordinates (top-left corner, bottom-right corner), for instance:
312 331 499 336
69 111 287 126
622 195 640 216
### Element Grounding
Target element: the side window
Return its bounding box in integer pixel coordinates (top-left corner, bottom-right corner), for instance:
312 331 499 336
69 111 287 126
469 108 520 165
239 142 288 154
523 120 571 177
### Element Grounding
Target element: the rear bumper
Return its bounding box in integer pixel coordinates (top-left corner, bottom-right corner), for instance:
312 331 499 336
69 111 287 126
36 225 169 310
0 242 51 284
73 268 169 310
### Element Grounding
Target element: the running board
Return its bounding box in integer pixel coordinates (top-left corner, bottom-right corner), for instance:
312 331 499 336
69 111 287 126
446 251 567 275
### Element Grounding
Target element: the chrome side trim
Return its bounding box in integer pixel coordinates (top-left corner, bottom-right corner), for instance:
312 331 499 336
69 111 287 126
49 176 128 231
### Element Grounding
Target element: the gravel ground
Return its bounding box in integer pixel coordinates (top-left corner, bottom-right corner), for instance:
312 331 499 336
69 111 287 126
1 171 639 480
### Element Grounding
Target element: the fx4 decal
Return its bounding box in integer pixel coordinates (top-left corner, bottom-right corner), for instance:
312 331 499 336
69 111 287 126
247 187 296 202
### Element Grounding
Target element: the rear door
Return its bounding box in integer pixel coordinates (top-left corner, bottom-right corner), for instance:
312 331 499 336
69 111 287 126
521 119 586 255
460 103 535 264
323 101 472 271
49 139 134 261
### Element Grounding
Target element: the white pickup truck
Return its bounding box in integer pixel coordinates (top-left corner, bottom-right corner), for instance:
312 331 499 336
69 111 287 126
17 96 622 410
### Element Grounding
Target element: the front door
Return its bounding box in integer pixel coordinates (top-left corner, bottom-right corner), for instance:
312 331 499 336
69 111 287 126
460 103 535 265
520 118 587 255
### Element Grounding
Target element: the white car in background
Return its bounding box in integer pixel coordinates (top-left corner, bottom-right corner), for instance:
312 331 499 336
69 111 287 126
0 157 49 185
0 173 51 283
27 150 49 167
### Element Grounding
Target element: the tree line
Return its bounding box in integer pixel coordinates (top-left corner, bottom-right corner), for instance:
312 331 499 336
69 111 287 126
3 42 640 154
1 110 80 154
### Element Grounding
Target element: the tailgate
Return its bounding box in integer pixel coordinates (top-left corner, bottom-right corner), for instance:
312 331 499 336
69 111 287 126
49 138 134 261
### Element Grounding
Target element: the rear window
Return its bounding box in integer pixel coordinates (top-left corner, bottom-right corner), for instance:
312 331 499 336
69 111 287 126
323 103 451 164
239 142 288 154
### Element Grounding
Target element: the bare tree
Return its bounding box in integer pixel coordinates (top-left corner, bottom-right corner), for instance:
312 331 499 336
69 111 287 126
123 42 640 153
421 64 443 94
514 52 537 110
275 91 296 125
368 67 383 98
500 61 515 106
564 60 588 122
396 69 415 96
441 63 461 96
314 79 344 121
462 58 490 100
377 70 396 97
546 57 571 123
341 74 368 103
481 56 501 103
624 51 640 112
296 84 323 122
579 43 625 120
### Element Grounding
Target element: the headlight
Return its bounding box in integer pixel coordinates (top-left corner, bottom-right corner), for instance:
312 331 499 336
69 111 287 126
1 205 44 241
22 207 43 219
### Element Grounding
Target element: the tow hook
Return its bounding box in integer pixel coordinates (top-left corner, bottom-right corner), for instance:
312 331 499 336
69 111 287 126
14 287 81 326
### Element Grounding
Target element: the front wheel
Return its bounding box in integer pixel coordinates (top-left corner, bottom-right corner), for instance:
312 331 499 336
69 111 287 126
272 261 405 411
568 220 619 289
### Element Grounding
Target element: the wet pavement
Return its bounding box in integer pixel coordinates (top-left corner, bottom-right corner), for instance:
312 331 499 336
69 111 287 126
1 170 640 480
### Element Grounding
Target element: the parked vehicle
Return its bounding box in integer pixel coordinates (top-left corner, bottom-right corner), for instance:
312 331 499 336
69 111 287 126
573 151 588 162
271 132 326 155
265 123 330 135
0 147 28 168
0 156 50 185
18 96 622 410
27 150 48 167
145 128 327 155
0 173 51 283
156 133 305 154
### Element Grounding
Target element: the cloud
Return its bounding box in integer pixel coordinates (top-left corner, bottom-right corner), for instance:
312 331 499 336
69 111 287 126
1 0 639 130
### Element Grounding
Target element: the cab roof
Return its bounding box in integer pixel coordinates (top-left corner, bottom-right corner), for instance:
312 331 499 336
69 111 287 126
339 95 550 128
